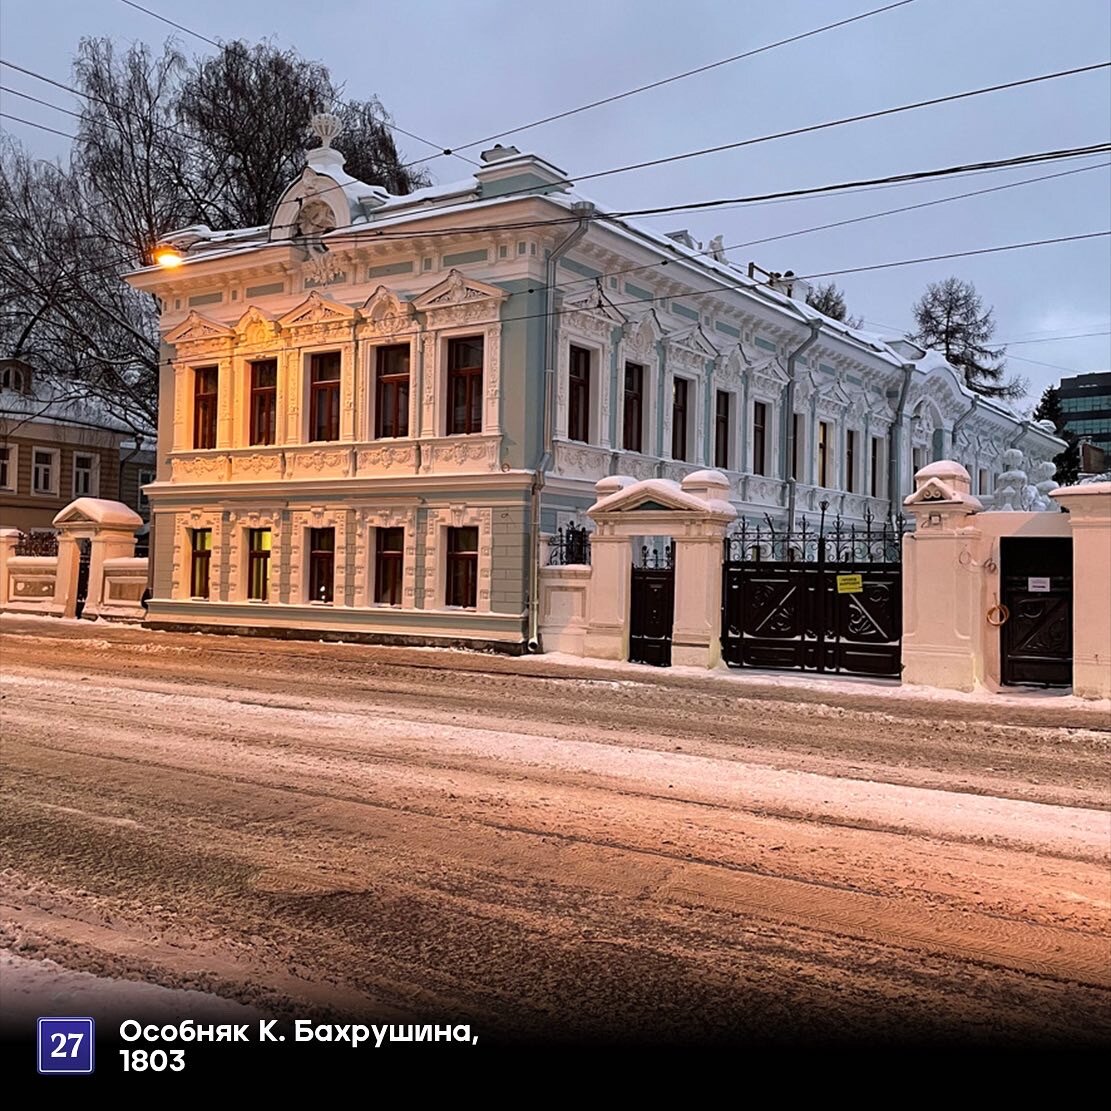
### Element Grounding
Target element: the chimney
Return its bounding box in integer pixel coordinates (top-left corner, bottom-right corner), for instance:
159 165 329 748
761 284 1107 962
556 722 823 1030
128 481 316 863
480 144 522 163
665 229 699 250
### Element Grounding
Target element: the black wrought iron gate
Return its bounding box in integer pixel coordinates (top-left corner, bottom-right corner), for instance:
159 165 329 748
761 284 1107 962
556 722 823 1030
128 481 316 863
629 544 674 667
75 539 92 619
999 536 1072 687
722 509 903 677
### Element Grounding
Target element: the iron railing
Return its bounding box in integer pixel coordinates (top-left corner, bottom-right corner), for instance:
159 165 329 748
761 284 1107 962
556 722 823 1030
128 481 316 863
725 505 906 565
636 542 674 570
547 524 592 566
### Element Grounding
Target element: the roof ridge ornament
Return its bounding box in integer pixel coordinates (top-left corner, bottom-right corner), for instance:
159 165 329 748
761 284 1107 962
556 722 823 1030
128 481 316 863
310 112 343 149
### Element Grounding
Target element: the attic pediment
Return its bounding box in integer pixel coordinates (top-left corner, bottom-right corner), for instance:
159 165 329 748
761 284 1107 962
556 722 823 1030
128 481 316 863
413 269 507 312
278 290 357 328
562 286 629 325
165 311 235 345
361 285 415 327
665 323 720 357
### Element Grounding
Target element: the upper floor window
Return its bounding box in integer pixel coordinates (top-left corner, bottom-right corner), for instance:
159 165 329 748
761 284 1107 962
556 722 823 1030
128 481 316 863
791 413 803 480
752 401 768 476
818 421 830 488
845 429 857 493
190 528 212 599
568 345 591 443
193 366 218 449
447 336 483 435
249 359 277 446
375 344 410 439
1 364 28 393
871 437 883 497
309 352 341 442
73 452 98 497
715 391 731 470
308 527 335 603
446 526 478 609
0 445 15 492
912 445 928 475
375 527 404 605
247 527 271 602
672 378 689 461
623 363 644 453
139 469 156 509
32 448 58 495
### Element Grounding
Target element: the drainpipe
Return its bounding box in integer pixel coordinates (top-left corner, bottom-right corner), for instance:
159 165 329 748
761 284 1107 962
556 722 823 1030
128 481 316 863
887 363 914 522
950 395 978 465
527 201 595 652
1008 419 1030 449
783 323 821 530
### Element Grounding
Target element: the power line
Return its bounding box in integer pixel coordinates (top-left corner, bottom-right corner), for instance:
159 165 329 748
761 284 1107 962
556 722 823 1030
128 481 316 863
0 111 77 140
112 0 478 166
0 84 85 121
118 0 220 48
1002 330 1111 345
404 0 922 167
564 61 1111 190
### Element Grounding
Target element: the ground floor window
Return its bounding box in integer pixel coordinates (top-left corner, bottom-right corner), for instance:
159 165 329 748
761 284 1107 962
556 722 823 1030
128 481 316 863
247 528 271 602
375 527 404 605
309 527 335 603
445 526 478 608
190 528 212 599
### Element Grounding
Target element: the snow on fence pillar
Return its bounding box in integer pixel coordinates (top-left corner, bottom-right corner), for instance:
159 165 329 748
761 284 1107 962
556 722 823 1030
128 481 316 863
1050 481 1111 699
901 462 984 692
52 497 145 620
584 471 736 667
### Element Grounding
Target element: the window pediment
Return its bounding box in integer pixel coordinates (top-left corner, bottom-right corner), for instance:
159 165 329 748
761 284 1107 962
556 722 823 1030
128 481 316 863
412 269 507 312
278 290 357 329
165 311 235 347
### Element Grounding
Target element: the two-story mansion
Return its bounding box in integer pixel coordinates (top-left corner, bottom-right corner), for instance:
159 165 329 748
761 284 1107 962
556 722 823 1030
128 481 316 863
127 121 1063 651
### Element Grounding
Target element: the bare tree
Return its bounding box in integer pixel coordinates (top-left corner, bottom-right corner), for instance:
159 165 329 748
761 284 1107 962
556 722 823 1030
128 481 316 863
1 36 432 435
911 277 1026 400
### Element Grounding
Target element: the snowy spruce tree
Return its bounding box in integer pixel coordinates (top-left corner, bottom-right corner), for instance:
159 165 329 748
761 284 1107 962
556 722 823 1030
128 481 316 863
805 281 861 327
1032 385 1080 485
910 277 1026 400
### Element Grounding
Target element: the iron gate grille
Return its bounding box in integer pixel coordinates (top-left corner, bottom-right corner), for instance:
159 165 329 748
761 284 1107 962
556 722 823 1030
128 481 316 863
722 509 904 677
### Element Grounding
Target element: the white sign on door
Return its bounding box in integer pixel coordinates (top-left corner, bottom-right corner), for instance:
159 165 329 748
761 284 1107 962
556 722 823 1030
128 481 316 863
1028 576 1051 593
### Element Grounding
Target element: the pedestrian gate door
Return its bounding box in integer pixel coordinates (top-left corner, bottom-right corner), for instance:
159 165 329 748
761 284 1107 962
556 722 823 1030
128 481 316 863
722 511 903 677
629 544 674 667
999 536 1072 687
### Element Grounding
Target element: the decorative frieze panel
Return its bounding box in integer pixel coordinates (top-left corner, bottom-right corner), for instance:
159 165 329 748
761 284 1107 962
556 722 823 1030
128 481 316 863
286 446 354 480
419 434 501 475
553 441 611 483
356 442 419 476
612 451 658 482
170 453 230 483
229 451 283 481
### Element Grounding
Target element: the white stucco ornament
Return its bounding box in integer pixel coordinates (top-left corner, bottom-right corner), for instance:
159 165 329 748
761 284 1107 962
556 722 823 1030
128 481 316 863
310 112 343 148
990 449 1059 512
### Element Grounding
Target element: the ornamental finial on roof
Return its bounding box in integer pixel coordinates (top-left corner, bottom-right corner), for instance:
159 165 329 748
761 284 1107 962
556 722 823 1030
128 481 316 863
310 112 343 149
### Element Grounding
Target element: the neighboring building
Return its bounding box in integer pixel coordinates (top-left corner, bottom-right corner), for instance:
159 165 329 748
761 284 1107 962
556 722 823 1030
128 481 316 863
125 123 1063 652
120 444 157 521
1059 371 1111 454
0 359 144 532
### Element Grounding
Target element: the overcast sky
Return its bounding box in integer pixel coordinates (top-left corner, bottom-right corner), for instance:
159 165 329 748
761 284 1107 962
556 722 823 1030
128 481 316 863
2 0 1109 401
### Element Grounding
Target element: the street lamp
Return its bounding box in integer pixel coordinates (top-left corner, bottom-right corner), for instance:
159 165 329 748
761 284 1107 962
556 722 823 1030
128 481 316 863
153 245 184 269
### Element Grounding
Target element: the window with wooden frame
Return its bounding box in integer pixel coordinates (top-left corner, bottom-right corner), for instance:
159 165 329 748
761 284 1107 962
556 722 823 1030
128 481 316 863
752 401 768 476
190 528 212 599
715 390 731 470
445 526 478 608
568 345 591 443
846 429 857 493
671 377 689 461
309 352 341 442
374 344 410 439
447 336 484 435
623 363 644 453
0 445 14 491
791 413 803 480
374 527 404 605
32 448 58 495
308 527 335 603
249 359 277 445
818 421 830 488
73 452 97 497
193 366 219 449
246 528 271 602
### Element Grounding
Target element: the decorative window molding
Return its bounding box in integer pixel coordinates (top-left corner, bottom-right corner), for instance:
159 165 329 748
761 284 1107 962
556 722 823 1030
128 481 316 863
424 505 493 613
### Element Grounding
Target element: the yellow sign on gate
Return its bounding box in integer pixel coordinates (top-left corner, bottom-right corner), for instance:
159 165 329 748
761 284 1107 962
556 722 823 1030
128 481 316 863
836 573 863 594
